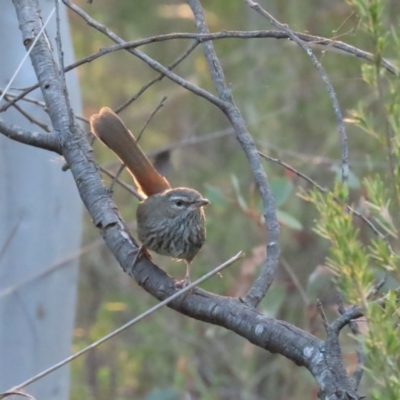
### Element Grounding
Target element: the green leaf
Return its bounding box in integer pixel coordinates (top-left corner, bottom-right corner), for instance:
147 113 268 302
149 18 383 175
276 210 303 230
231 174 248 210
270 178 294 207
204 184 227 209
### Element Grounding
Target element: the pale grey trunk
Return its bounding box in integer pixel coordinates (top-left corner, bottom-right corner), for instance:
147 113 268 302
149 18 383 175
0 1 83 399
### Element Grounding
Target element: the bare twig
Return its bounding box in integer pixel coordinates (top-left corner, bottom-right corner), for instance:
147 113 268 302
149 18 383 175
187 0 280 308
330 287 400 333
367 272 388 299
246 0 349 187
1 91 90 125
107 163 127 195
99 166 143 201
0 6 55 104
337 295 364 388
281 258 310 305
62 0 226 109
2 94 50 131
136 96 167 142
1 28 396 113
147 127 234 158
115 42 199 114
258 151 395 254
316 299 329 329
0 391 35 400
34 31 400 83
0 252 243 398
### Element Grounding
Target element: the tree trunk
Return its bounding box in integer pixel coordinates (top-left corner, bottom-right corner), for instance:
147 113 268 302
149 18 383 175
0 2 83 399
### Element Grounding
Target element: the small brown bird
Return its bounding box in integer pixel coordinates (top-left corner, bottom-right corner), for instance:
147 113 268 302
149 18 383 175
90 107 209 286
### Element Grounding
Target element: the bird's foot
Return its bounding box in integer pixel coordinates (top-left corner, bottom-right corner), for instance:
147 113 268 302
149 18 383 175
174 277 191 290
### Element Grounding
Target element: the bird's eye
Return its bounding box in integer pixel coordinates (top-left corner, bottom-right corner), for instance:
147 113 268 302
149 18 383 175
175 200 184 207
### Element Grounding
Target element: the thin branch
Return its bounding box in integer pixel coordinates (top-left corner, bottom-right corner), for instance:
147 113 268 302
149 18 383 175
99 166 143 201
332 287 400 335
0 252 243 397
41 32 400 81
281 258 310 305
2 93 50 131
332 306 364 334
258 151 395 252
187 0 280 308
0 91 90 124
115 41 199 114
1 28 396 113
0 84 38 113
367 272 388 299
107 163 126 196
62 0 226 110
136 96 167 142
337 295 364 388
316 298 360 398
246 0 349 187
0 118 61 153
316 299 330 329
147 127 235 158
0 6 55 104
99 127 235 176
0 391 35 400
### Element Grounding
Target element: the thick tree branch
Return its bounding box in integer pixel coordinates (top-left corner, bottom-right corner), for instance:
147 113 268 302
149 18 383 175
0 118 61 153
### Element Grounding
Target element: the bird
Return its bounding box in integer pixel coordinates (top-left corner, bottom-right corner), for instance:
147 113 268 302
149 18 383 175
90 107 209 286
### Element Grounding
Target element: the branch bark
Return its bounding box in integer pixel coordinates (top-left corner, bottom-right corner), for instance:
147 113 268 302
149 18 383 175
0 118 60 153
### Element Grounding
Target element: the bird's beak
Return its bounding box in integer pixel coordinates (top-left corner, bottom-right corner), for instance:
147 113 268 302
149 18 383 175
196 198 210 207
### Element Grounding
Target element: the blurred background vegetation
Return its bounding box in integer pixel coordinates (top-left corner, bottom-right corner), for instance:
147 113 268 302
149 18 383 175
66 0 399 399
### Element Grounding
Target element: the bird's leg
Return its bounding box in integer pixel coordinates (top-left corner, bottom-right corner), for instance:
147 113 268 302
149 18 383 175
175 261 191 289
184 261 191 285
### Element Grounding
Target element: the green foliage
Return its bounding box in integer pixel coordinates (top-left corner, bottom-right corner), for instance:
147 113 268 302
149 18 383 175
364 292 400 400
302 184 374 304
305 0 400 397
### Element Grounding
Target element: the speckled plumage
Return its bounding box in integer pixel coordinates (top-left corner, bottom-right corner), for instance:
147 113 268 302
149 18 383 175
137 187 208 263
